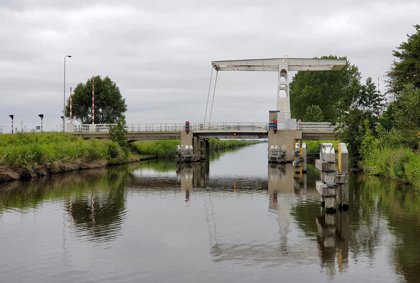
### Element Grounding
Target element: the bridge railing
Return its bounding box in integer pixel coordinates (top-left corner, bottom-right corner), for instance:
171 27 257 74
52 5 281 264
194 122 268 131
300 122 335 132
78 123 185 133
77 122 335 133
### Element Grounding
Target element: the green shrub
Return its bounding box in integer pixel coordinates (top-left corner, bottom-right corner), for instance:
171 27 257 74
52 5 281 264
362 146 419 188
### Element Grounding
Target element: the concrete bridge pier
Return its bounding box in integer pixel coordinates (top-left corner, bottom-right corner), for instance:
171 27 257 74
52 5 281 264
268 111 302 163
178 129 210 162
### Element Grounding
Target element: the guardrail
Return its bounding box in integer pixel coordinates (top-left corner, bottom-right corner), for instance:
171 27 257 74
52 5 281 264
76 122 335 133
300 122 335 132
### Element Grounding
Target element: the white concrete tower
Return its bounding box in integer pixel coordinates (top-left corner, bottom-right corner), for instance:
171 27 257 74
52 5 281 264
277 58 290 120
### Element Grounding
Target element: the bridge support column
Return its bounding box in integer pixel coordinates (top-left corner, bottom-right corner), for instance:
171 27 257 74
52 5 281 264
199 138 210 160
268 130 302 162
178 130 195 162
178 131 209 162
268 110 302 163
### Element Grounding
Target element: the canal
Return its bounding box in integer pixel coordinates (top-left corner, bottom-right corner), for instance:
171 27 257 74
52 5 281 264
0 143 419 282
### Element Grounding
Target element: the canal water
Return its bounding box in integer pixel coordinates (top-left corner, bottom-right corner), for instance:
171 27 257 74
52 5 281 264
1 143 419 282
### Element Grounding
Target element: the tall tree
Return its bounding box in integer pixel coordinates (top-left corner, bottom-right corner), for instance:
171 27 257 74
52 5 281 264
388 25 420 96
66 76 127 124
290 56 361 122
336 78 384 166
357 77 385 123
382 84 420 149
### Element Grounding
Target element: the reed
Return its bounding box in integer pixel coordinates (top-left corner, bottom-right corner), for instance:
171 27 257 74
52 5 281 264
131 139 256 159
0 133 127 168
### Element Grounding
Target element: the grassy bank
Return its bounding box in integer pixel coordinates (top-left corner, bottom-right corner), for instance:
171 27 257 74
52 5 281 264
131 139 256 159
362 146 420 189
303 140 339 155
0 133 128 169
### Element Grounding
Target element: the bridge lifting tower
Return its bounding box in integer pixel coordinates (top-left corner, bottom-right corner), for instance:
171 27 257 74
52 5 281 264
211 57 346 162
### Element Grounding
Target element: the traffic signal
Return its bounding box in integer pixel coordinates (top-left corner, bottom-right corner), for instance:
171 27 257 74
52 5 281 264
185 120 190 133
273 119 277 133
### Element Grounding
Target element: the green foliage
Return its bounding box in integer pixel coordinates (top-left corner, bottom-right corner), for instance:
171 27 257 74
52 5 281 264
382 85 420 149
355 26 420 186
66 75 127 124
132 140 180 159
336 77 385 166
0 133 127 168
336 108 366 166
360 119 381 161
358 77 385 118
208 139 253 150
303 105 324 121
132 139 255 159
363 146 419 189
303 140 339 154
290 56 361 122
109 116 129 160
388 25 420 95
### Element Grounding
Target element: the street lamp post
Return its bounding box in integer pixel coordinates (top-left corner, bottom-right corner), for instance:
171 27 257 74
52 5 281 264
9 114 14 134
63 55 72 132
38 114 44 132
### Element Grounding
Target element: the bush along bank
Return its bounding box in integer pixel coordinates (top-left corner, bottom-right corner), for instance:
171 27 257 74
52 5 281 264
362 146 420 189
0 133 139 182
131 139 257 159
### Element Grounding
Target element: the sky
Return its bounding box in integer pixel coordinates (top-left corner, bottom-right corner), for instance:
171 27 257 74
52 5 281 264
0 0 419 132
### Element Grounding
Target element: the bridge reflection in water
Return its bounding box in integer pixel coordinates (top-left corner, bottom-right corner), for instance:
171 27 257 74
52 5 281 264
129 161 350 276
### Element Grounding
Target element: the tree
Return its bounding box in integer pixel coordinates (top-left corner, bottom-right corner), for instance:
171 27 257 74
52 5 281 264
336 78 384 166
66 76 127 124
382 84 420 149
290 56 361 122
109 116 129 159
303 105 324 121
387 25 420 96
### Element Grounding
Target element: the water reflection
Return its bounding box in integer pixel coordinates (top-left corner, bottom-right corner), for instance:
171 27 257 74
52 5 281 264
0 144 420 282
66 170 127 242
268 164 308 210
316 210 350 277
0 167 130 243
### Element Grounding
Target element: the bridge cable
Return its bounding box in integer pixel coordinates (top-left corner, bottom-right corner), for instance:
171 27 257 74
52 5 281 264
208 70 219 126
203 66 214 125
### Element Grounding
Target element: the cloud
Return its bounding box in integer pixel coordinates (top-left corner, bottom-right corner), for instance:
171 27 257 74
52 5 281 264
0 0 419 132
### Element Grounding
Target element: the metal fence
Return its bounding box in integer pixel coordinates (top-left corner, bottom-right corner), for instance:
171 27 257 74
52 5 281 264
77 122 334 133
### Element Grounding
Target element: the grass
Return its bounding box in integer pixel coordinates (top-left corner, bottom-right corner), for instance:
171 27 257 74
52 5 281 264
0 133 127 168
303 140 339 154
131 139 256 159
131 140 180 159
362 146 420 189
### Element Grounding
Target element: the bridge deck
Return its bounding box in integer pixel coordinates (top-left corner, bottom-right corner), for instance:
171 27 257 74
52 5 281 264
71 122 336 141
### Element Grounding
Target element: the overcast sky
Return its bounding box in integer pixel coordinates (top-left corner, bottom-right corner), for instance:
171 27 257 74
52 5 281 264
0 0 419 132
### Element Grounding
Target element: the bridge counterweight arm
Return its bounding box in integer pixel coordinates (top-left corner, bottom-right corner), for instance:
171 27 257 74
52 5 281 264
212 58 346 72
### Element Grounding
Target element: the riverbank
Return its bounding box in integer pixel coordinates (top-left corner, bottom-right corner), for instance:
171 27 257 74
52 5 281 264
0 133 256 183
362 146 419 189
131 139 257 159
0 133 152 183
305 140 419 188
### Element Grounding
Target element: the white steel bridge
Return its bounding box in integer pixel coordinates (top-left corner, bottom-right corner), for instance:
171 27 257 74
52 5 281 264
72 122 336 141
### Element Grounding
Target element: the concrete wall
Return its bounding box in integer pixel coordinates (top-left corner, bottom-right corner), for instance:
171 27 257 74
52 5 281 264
268 130 302 162
180 131 210 161
181 130 193 145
